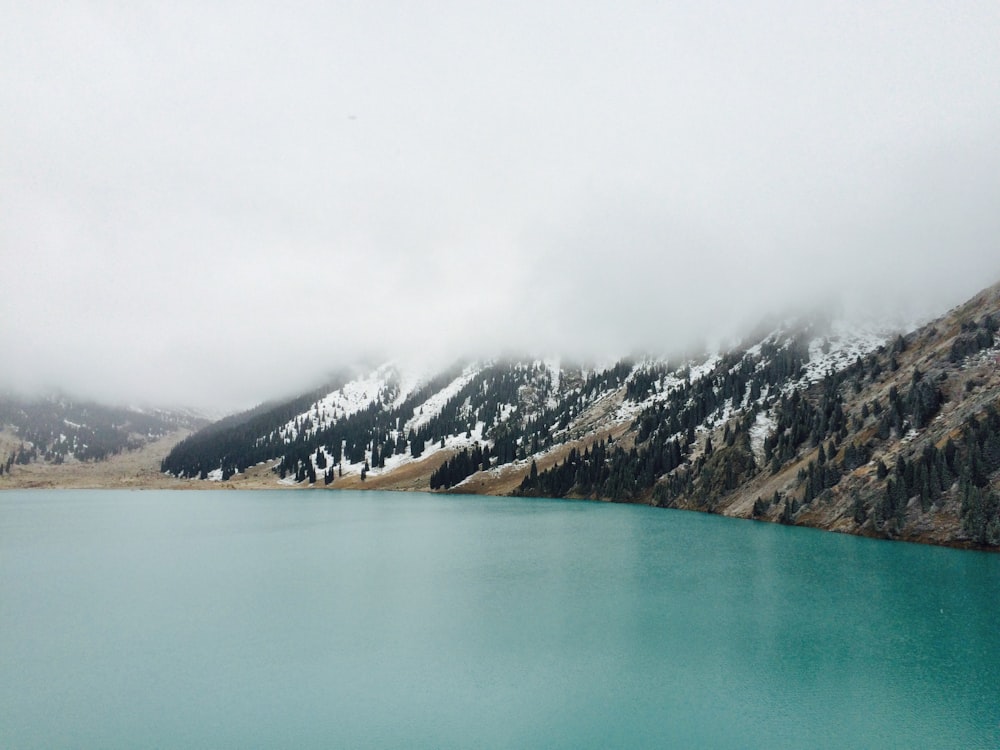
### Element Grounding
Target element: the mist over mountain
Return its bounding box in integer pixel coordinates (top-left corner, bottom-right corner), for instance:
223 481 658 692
142 280 1000 549
3 2 1000 412
5 279 1000 549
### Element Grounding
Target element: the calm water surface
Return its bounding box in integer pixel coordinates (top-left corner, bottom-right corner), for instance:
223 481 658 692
1 490 998 749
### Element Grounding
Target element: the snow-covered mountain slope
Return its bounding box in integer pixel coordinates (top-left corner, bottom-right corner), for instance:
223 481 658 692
279 363 406 443
164 315 894 487
160 282 1000 550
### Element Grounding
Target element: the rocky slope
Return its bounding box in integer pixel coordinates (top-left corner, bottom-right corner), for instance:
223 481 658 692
640 283 1000 549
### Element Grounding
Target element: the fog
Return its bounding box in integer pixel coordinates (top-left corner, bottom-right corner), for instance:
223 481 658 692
3 2 999 413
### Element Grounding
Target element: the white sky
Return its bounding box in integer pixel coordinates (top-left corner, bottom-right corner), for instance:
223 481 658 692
3 1 1000 412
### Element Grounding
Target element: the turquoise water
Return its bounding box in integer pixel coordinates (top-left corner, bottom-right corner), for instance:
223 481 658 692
1 490 998 749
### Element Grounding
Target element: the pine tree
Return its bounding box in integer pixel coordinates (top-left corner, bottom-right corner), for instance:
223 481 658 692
852 494 867 524
876 459 888 480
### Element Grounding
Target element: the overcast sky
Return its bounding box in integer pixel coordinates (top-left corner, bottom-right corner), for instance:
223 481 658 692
3 1 1000 412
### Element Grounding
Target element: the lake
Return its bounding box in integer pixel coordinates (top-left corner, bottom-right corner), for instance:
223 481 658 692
1 490 998 748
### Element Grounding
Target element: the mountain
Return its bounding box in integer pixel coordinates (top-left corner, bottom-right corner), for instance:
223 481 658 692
161 281 1000 550
0 394 207 488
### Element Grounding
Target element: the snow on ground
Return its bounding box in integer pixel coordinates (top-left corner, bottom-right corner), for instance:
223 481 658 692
614 395 646 423
965 342 1000 369
743 341 764 360
328 363 395 413
390 362 433 409
405 363 482 433
542 357 561 407
452 431 571 488
281 364 396 442
273 320 903 485
743 383 771 410
689 353 721 383
280 360 478 446
704 403 734 431
542 357 561 387
654 372 687 400
799 322 888 385
612 354 722 425
331 419 489 480
580 355 626 382
622 359 648 384
496 402 517 424
749 410 776 465
286 367 497 481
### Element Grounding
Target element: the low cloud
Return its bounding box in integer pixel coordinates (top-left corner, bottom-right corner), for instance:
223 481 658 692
2 1 999 412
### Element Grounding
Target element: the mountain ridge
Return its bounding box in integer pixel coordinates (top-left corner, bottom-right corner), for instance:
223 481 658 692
156 280 1000 549
0 394 208 489
5 284 999 550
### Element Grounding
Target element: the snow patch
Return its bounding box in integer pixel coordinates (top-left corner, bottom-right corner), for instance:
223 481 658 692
405 363 482 433
347 419 489 481
689 353 721 383
799 323 887 385
281 363 398 442
543 357 561 405
749 411 776 464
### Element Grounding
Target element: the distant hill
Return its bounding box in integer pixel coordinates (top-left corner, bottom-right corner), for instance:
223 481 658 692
160 280 1000 550
0 394 206 477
